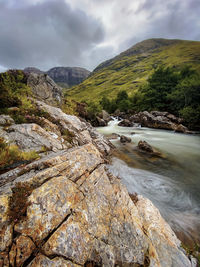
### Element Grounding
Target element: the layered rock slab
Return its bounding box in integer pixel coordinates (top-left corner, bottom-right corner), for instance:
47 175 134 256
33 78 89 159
0 143 194 266
3 123 64 152
136 196 193 267
41 165 149 266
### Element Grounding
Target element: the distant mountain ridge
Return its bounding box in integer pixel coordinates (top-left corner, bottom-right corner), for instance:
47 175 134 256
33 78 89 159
93 38 180 72
68 38 200 101
24 66 90 87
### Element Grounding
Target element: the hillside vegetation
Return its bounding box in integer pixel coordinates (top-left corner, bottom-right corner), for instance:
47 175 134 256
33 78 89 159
100 66 200 129
67 38 200 102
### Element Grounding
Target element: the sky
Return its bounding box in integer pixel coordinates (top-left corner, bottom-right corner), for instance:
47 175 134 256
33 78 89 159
0 0 199 72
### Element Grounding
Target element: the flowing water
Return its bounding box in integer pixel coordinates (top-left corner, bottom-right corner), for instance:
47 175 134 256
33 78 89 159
97 118 200 246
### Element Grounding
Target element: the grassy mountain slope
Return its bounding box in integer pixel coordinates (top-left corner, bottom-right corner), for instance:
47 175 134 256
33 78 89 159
67 38 200 102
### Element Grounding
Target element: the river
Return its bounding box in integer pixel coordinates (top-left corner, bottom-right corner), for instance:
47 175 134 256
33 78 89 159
97 118 200 246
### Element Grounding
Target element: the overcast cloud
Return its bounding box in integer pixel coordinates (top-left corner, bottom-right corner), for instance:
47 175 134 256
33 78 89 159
0 0 199 72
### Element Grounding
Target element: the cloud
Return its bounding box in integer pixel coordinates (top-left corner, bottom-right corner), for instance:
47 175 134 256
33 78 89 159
0 0 199 71
114 0 200 53
0 0 105 71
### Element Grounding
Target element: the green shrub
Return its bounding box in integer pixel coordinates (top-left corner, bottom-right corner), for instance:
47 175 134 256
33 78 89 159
0 137 40 170
61 129 75 144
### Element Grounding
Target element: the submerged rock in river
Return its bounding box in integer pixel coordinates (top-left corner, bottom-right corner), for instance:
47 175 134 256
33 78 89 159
137 140 164 158
138 140 154 153
120 135 132 143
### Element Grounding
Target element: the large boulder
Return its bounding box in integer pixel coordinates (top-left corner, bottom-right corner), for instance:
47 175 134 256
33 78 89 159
27 73 63 105
76 102 88 120
96 116 107 126
99 110 111 123
175 124 189 133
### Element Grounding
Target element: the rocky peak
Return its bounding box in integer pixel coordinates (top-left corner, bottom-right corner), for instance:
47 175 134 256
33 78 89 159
47 67 90 87
24 67 44 75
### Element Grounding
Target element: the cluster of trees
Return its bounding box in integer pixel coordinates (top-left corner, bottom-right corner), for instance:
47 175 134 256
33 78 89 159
100 90 132 113
99 66 200 129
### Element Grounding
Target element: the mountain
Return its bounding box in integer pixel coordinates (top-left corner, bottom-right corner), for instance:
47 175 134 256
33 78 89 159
67 38 200 102
24 66 90 87
47 67 90 87
23 67 43 74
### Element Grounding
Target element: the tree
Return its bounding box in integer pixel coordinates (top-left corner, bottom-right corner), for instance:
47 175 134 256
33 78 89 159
116 90 128 104
141 66 179 111
100 96 111 112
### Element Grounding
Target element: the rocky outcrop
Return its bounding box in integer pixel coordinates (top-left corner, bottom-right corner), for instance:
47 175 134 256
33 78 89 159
130 111 190 133
76 103 111 127
0 101 111 157
96 116 107 126
3 123 65 152
136 196 194 267
76 102 88 120
0 143 193 266
0 101 195 266
24 67 43 75
98 110 111 123
27 73 63 105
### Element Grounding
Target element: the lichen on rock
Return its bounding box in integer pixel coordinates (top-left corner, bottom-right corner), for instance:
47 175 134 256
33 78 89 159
0 100 195 266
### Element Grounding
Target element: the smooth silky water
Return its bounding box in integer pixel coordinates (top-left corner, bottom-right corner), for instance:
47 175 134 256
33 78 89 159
97 118 200 246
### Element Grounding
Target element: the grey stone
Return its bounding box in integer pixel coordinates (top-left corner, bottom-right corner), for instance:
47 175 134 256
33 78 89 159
0 115 14 126
120 135 131 143
27 73 63 104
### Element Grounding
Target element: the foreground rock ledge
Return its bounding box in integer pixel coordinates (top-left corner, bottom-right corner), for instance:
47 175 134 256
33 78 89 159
0 144 193 267
0 101 195 266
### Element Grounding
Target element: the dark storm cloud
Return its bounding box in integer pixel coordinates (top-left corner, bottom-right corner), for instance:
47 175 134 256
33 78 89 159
119 0 200 53
0 0 105 70
0 0 199 71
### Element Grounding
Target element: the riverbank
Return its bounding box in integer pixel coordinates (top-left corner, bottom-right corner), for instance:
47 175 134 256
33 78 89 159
0 101 197 266
97 119 200 249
